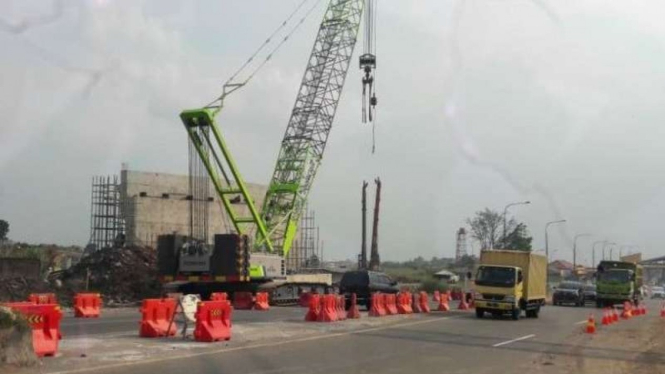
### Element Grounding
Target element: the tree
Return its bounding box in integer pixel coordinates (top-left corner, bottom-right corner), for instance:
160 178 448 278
466 208 515 250
0 219 8 241
498 223 533 251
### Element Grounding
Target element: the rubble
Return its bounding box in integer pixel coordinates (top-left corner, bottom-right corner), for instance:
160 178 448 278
0 277 52 303
60 246 161 306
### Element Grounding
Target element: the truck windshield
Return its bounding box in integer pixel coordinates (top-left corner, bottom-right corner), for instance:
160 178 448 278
598 270 631 282
475 266 516 287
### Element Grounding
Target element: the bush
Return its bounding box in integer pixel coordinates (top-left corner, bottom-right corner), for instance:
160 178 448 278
420 279 450 293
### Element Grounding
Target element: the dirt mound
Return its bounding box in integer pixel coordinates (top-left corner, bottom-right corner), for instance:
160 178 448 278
61 246 161 305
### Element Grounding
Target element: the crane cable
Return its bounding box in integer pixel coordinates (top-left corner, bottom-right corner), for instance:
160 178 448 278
207 0 325 107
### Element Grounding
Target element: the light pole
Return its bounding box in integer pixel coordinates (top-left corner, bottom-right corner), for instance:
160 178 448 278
591 240 607 267
545 220 566 263
502 201 531 248
602 241 615 260
573 233 590 270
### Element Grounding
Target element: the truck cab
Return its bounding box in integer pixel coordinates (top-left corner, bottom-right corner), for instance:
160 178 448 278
474 265 524 319
595 261 642 307
473 250 547 320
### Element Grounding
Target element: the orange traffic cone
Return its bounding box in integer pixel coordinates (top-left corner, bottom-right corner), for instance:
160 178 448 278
586 313 596 334
621 301 632 319
458 296 469 310
633 302 641 316
612 306 619 322
660 303 665 318
642 303 647 315
601 309 609 326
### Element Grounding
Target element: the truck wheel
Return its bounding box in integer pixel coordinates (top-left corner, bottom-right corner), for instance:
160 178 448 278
525 310 533 318
475 308 484 318
533 306 540 318
511 308 520 320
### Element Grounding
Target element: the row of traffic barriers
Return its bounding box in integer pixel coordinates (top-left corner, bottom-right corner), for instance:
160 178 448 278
139 298 233 342
231 291 271 311
304 294 350 322
29 292 103 318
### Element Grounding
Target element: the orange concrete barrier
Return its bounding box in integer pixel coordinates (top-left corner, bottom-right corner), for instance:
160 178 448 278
193 300 232 342
412 293 421 313
437 293 450 312
74 293 102 318
369 292 386 317
317 294 338 322
299 292 313 308
139 298 177 338
385 294 398 315
254 292 270 311
336 295 347 320
28 293 57 305
210 292 228 302
4 302 62 357
305 294 321 321
397 292 413 314
419 292 430 313
347 293 360 319
232 292 254 310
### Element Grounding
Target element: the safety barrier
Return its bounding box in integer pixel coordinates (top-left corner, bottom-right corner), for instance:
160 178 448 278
4 302 62 357
437 292 450 312
432 290 440 302
397 292 413 314
336 295 347 320
28 293 57 305
621 301 632 319
419 291 430 313
317 294 338 322
139 298 177 338
585 313 596 334
412 293 421 313
305 294 321 321
193 300 232 342
369 292 386 317
210 292 228 302
233 292 254 310
458 294 470 310
254 292 270 311
384 294 398 315
299 292 313 308
347 293 361 319
73 293 102 318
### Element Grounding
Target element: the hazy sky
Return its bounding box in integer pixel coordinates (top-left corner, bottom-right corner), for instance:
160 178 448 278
2 0 665 265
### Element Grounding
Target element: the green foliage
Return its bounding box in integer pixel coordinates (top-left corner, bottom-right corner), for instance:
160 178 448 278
420 279 450 293
0 219 8 241
499 223 533 251
0 307 30 332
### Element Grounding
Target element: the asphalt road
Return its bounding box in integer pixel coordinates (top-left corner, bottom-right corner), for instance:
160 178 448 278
54 299 658 374
60 305 308 337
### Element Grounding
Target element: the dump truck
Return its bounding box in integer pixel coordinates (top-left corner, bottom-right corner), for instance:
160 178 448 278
473 250 547 320
595 260 643 307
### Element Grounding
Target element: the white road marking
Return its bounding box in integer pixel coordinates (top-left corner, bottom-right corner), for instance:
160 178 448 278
574 320 588 325
492 334 536 347
49 316 454 374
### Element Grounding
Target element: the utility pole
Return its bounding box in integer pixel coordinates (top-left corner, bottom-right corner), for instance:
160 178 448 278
545 219 566 287
360 181 368 270
369 178 381 271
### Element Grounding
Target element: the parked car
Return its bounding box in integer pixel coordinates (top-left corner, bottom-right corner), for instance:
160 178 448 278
552 281 585 306
582 284 596 303
651 286 665 299
339 270 399 310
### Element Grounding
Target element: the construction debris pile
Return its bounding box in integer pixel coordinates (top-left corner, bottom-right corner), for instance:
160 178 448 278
0 277 51 303
59 246 161 306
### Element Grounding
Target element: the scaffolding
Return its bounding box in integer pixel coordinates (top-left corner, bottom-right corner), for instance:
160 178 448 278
89 175 125 250
286 206 323 272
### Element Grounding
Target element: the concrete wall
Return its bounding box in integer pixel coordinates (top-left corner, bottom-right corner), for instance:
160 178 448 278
120 170 268 248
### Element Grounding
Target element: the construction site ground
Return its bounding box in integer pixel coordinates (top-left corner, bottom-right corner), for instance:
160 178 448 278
10 299 665 374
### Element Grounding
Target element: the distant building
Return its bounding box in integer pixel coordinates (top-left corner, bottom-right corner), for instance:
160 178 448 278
549 260 574 280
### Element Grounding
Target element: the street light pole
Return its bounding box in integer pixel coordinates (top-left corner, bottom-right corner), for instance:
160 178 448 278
545 219 566 289
602 241 615 261
591 240 607 267
502 201 531 248
573 233 590 269
545 220 567 262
